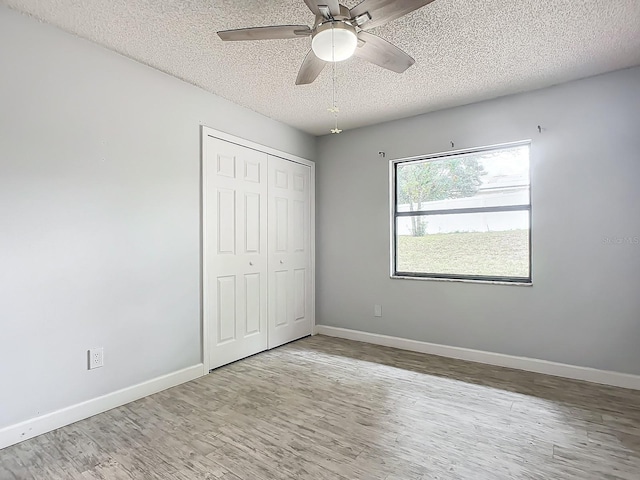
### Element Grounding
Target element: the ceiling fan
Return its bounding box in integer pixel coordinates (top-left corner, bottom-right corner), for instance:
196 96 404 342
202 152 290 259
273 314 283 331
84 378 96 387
217 0 436 85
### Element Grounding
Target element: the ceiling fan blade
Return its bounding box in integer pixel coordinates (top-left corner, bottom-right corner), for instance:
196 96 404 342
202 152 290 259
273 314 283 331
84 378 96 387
349 0 436 30
303 0 341 18
296 50 327 85
218 25 311 41
354 31 415 73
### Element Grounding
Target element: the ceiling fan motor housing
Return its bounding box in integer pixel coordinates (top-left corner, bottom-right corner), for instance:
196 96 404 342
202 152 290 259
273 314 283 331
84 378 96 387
313 4 352 26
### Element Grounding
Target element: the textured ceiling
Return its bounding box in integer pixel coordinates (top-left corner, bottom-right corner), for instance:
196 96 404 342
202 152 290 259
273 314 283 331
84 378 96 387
3 0 640 135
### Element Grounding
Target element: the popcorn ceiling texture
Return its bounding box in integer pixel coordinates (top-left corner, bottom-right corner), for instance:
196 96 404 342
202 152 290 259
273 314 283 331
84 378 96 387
3 0 640 135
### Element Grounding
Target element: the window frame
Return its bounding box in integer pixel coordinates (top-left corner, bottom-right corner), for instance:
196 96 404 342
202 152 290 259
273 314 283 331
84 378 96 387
390 141 532 285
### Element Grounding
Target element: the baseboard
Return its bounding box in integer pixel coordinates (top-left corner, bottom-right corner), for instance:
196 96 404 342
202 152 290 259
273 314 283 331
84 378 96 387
316 325 640 391
0 364 204 450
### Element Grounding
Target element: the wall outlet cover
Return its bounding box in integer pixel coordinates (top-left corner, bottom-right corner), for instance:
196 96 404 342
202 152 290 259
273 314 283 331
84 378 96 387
88 348 104 370
374 305 382 317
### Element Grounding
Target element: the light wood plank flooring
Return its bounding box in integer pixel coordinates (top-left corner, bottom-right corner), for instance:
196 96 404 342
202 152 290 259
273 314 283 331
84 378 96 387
2 335 640 479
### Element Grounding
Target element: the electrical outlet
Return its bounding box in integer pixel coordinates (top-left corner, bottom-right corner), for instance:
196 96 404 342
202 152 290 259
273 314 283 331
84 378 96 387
374 305 382 317
88 348 104 370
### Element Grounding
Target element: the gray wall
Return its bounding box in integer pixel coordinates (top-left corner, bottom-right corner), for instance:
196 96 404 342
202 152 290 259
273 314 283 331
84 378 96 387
316 67 640 376
0 6 314 429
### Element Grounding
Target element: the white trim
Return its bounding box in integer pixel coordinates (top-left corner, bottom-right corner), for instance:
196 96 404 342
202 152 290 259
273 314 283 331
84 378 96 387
391 275 532 287
316 326 640 391
201 126 313 168
388 139 533 165
0 364 203 450
201 127 211 372
200 125 316 371
309 161 317 338
388 159 394 278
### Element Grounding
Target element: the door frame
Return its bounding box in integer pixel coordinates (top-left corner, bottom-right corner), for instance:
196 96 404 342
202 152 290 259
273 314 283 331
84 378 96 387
200 125 316 373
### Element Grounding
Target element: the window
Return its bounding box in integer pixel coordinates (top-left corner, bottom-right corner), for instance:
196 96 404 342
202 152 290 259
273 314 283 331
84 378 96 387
391 142 531 283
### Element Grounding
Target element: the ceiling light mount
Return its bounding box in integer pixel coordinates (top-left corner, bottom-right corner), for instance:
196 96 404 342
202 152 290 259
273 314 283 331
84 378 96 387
311 21 358 62
318 5 333 19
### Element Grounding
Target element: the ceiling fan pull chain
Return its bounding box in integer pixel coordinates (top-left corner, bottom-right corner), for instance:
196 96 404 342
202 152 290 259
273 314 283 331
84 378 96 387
330 23 342 134
332 24 336 112
332 65 342 134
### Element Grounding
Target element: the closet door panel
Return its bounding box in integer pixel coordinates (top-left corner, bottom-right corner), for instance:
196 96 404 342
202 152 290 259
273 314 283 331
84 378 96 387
244 273 261 335
204 136 268 370
216 276 236 344
294 268 306 321
244 193 261 254
268 155 312 349
274 197 288 252
274 269 289 327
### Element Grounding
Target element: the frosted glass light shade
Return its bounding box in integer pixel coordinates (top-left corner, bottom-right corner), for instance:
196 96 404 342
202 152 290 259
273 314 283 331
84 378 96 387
312 22 357 62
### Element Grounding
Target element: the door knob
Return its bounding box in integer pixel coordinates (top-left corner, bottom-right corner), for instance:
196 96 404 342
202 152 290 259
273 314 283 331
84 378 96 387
249 261 253 266
280 260 284 264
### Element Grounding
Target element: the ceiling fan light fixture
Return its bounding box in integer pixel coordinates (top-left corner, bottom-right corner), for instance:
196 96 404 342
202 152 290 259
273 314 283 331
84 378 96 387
311 22 357 62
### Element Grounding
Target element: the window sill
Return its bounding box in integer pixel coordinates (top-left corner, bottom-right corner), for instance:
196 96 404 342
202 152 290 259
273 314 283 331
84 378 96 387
390 275 532 287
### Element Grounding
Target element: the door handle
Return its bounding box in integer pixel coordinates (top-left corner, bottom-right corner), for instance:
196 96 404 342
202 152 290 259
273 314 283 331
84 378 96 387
249 261 253 266
280 260 284 264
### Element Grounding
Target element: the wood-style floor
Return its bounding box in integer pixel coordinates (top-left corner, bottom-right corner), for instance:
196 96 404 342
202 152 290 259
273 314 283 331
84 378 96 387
2 335 640 479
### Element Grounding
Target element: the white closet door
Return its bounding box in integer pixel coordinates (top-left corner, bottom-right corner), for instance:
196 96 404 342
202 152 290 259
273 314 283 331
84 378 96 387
203 137 268 370
268 155 312 349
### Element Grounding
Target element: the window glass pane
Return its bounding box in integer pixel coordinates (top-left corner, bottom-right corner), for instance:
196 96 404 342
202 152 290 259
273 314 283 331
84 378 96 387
397 145 530 213
396 211 530 279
